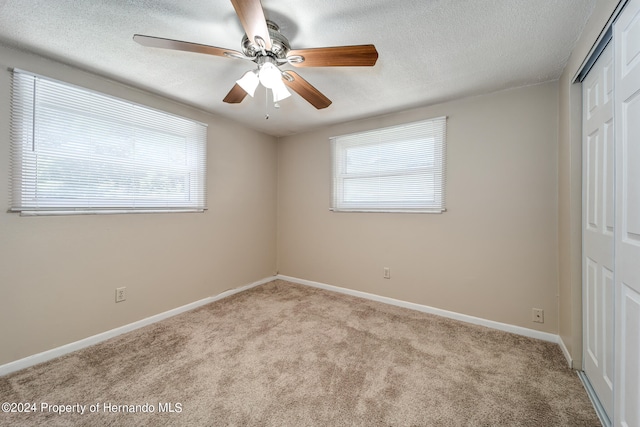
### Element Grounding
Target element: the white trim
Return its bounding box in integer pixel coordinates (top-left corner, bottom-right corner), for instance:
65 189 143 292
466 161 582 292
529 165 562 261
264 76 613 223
277 275 559 343
0 276 274 377
558 336 574 368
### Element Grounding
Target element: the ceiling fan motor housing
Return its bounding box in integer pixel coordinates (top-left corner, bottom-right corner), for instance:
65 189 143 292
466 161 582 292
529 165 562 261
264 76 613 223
241 20 290 59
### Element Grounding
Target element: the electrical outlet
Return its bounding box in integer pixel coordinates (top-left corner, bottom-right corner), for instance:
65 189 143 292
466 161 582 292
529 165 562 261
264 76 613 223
532 308 544 323
383 267 391 279
116 287 126 303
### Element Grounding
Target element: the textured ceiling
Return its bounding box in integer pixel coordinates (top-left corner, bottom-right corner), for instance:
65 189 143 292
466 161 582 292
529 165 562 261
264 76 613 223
0 0 596 137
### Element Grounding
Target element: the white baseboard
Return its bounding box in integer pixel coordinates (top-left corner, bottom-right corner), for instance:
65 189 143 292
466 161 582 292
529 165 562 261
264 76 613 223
0 276 275 377
277 275 559 343
558 335 574 368
2 274 564 377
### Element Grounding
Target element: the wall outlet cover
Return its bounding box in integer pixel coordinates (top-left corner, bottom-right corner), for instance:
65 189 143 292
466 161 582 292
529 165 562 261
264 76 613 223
116 287 126 303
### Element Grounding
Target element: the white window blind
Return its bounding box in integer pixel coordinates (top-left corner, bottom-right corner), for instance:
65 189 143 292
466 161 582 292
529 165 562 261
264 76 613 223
331 117 446 213
10 69 207 215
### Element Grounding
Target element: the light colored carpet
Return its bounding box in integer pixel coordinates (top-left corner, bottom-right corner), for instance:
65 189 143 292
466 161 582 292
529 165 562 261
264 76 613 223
0 279 599 426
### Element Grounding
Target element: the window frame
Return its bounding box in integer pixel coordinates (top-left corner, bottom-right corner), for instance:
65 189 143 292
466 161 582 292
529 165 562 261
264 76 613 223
330 116 447 213
9 69 208 216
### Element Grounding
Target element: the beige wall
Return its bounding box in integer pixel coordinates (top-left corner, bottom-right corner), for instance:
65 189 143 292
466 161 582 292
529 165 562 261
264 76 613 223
277 82 560 333
0 44 278 365
1 0 623 367
557 0 622 368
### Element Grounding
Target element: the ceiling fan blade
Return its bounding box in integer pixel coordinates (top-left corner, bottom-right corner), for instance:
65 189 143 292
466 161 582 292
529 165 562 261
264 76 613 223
133 34 245 59
282 71 331 109
287 45 378 67
230 0 272 50
223 84 248 104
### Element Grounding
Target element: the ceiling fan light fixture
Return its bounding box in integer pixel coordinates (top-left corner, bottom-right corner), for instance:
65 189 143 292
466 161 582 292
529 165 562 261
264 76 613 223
258 62 283 89
272 82 291 102
236 70 259 97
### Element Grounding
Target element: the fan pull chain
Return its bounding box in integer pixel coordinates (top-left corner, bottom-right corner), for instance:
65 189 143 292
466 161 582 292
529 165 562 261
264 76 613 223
265 86 269 120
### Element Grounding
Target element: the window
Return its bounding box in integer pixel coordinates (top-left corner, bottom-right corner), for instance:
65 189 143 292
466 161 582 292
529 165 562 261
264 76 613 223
10 69 207 215
331 117 446 213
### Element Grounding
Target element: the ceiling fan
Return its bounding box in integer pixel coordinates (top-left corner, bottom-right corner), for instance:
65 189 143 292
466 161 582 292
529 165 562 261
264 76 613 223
133 0 378 110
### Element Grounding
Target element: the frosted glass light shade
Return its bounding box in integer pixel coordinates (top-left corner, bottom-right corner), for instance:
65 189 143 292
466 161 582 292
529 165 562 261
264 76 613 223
272 81 291 102
258 62 282 89
236 71 259 97
237 63 290 104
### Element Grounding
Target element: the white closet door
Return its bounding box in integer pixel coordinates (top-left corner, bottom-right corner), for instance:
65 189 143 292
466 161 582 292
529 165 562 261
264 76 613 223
614 0 640 425
583 42 615 418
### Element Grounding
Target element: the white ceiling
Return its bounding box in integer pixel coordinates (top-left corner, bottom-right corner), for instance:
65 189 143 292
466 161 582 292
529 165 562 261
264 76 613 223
0 0 596 137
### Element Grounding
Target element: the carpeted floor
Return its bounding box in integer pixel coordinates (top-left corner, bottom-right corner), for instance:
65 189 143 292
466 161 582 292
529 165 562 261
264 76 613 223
0 279 599 426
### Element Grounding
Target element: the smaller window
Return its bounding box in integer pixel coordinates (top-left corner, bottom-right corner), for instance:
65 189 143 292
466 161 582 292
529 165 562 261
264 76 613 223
331 117 446 213
10 69 207 215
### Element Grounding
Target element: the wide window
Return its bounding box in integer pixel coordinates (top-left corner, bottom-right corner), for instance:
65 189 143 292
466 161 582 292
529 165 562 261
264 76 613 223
331 117 446 213
10 69 207 215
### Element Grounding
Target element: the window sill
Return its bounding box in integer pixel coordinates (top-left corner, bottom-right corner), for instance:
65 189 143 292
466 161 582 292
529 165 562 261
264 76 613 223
11 209 207 217
329 208 446 214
